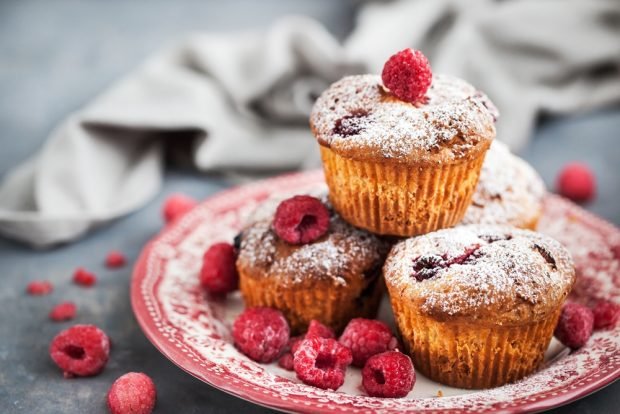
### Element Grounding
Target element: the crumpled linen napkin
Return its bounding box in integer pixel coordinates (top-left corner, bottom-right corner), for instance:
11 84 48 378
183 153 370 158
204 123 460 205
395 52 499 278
1 0 619 247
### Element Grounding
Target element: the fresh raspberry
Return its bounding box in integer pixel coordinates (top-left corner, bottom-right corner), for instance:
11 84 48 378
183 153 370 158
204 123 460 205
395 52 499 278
556 162 596 202
73 268 96 287
49 324 110 377
293 337 352 390
277 336 303 371
278 352 295 371
592 300 620 330
200 243 239 295
362 351 415 398
49 302 77 322
232 307 290 363
107 372 157 414
273 195 330 245
554 303 594 349
381 48 432 104
26 280 53 295
105 251 127 268
339 318 399 367
306 320 335 339
162 193 197 223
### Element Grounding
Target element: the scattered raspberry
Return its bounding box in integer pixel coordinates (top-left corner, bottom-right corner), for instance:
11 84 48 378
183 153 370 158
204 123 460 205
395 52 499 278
162 193 197 223
26 280 53 296
49 302 77 322
554 302 594 349
362 351 415 398
556 162 596 202
592 300 620 330
105 251 127 269
339 318 399 367
73 268 96 287
107 372 157 414
49 324 110 377
293 337 352 390
305 320 335 340
200 243 239 295
278 352 295 371
381 48 432 104
273 195 330 245
232 307 290 363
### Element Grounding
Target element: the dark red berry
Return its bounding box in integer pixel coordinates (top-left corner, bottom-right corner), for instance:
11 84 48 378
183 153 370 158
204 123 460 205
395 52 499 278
306 320 335 340
105 251 127 268
26 280 53 296
232 307 289 363
49 324 110 377
73 268 96 287
200 243 239 295
556 162 596 202
293 337 352 390
162 193 197 223
273 195 330 245
339 318 399 367
277 336 303 371
381 48 432 104
107 372 157 414
554 302 594 349
49 302 77 322
278 353 295 371
592 300 620 330
362 351 415 398
333 110 369 137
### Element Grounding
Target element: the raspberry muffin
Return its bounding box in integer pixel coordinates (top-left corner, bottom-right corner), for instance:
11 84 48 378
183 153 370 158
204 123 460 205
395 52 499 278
310 49 497 237
460 141 545 229
237 195 391 334
384 225 575 389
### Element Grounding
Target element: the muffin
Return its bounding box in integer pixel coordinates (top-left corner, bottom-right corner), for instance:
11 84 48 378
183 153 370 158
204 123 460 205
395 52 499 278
384 225 575 389
236 196 391 334
460 141 545 229
310 51 497 237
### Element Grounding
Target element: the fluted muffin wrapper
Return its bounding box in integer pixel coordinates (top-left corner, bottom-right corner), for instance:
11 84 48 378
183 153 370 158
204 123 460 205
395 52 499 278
390 297 562 389
239 270 384 335
320 146 488 237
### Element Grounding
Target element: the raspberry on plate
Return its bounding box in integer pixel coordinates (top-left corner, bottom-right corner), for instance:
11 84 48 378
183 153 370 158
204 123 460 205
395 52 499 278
107 372 157 414
200 242 239 295
162 193 197 224
49 302 77 322
26 280 53 296
592 300 620 330
381 48 432 104
232 307 289 363
554 302 594 349
73 268 97 287
273 195 330 245
105 251 127 268
362 351 415 398
339 318 399 367
49 324 110 377
305 320 335 340
556 162 596 202
293 337 352 390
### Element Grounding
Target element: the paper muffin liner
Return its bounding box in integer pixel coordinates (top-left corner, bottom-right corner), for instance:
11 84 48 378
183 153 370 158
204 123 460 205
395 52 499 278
319 146 488 237
390 297 562 389
239 270 384 335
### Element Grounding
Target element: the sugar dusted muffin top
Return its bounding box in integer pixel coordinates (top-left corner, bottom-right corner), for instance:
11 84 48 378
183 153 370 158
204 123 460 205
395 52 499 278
384 225 575 325
310 74 497 164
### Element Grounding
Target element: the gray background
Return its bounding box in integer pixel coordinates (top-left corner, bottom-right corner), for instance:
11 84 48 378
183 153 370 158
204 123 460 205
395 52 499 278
0 0 618 413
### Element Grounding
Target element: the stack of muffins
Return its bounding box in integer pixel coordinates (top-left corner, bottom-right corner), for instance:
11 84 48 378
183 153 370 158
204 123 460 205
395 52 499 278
236 49 575 390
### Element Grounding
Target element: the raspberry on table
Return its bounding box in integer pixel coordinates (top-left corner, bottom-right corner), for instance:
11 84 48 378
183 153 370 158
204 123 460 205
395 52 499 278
381 48 432 104
339 318 399 367
556 162 596 202
232 307 290 363
592 300 620 330
26 280 53 296
293 337 352 390
554 302 594 349
107 372 157 414
305 320 335 340
105 251 127 269
73 268 97 287
200 243 239 295
49 324 110 377
162 193 197 224
273 195 330 245
49 302 77 322
362 351 415 398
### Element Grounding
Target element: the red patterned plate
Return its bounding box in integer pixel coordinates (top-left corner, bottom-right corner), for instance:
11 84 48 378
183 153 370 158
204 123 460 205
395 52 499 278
131 170 620 413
